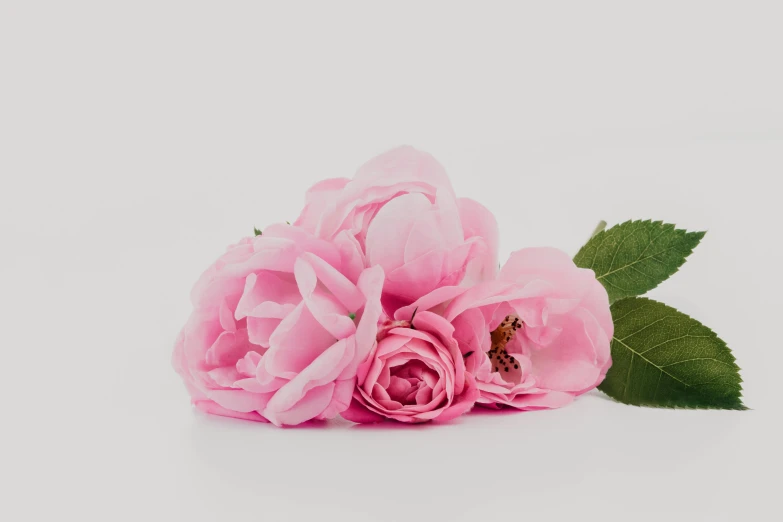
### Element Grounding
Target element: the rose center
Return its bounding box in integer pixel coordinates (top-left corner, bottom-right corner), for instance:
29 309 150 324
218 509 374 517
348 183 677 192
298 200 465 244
386 360 437 406
488 315 523 383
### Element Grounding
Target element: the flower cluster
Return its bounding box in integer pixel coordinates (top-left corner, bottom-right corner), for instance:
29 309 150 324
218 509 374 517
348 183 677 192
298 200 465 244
173 146 613 426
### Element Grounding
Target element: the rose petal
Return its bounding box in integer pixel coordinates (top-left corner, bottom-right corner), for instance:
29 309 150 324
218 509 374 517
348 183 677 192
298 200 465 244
265 383 336 426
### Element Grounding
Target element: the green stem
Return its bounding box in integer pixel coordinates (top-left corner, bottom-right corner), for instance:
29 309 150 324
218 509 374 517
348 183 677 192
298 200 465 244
590 220 607 239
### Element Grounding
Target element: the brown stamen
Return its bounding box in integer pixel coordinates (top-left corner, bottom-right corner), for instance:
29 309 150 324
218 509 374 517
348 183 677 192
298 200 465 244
487 314 524 384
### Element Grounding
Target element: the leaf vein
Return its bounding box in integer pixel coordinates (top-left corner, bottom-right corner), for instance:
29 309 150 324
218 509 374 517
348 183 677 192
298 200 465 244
598 244 685 281
619 315 680 341
613 337 691 389
659 357 737 369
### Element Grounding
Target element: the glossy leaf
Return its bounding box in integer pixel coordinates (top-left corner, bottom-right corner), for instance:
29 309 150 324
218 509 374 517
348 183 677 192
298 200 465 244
599 297 745 409
574 220 704 303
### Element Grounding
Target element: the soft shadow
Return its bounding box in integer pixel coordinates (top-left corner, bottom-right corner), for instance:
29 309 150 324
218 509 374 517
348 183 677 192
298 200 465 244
584 388 620 403
191 408 331 430
349 419 452 431
467 405 538 417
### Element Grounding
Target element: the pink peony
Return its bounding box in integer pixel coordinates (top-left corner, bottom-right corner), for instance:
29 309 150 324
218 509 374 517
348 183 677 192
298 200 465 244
393 248 613 410
172 224 384 426
294 146 499 309
341 310 479 423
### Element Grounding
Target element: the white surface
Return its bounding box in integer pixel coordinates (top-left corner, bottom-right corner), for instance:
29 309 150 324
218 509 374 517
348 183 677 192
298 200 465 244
2 2 781 521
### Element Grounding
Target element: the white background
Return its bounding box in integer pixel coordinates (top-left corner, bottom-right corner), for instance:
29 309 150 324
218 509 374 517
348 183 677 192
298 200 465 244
2 2 781 521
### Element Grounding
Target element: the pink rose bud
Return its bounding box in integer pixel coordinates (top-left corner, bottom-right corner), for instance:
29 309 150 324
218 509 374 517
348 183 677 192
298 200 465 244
342 309 479 423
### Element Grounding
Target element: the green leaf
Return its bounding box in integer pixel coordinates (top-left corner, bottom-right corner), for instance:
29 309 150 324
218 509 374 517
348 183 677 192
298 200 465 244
573 220 705 303
254 227 263 236
599 297 745 409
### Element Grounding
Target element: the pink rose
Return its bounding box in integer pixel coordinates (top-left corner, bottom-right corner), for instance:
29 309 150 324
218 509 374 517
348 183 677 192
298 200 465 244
394 248 613 410
295 146 499 308
341 311 479 423
295 146 454 244
364 190 490 308
172 224 384 426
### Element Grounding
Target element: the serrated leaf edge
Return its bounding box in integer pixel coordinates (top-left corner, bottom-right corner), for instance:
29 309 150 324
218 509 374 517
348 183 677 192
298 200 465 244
598 297 747 410
576 219 706 303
